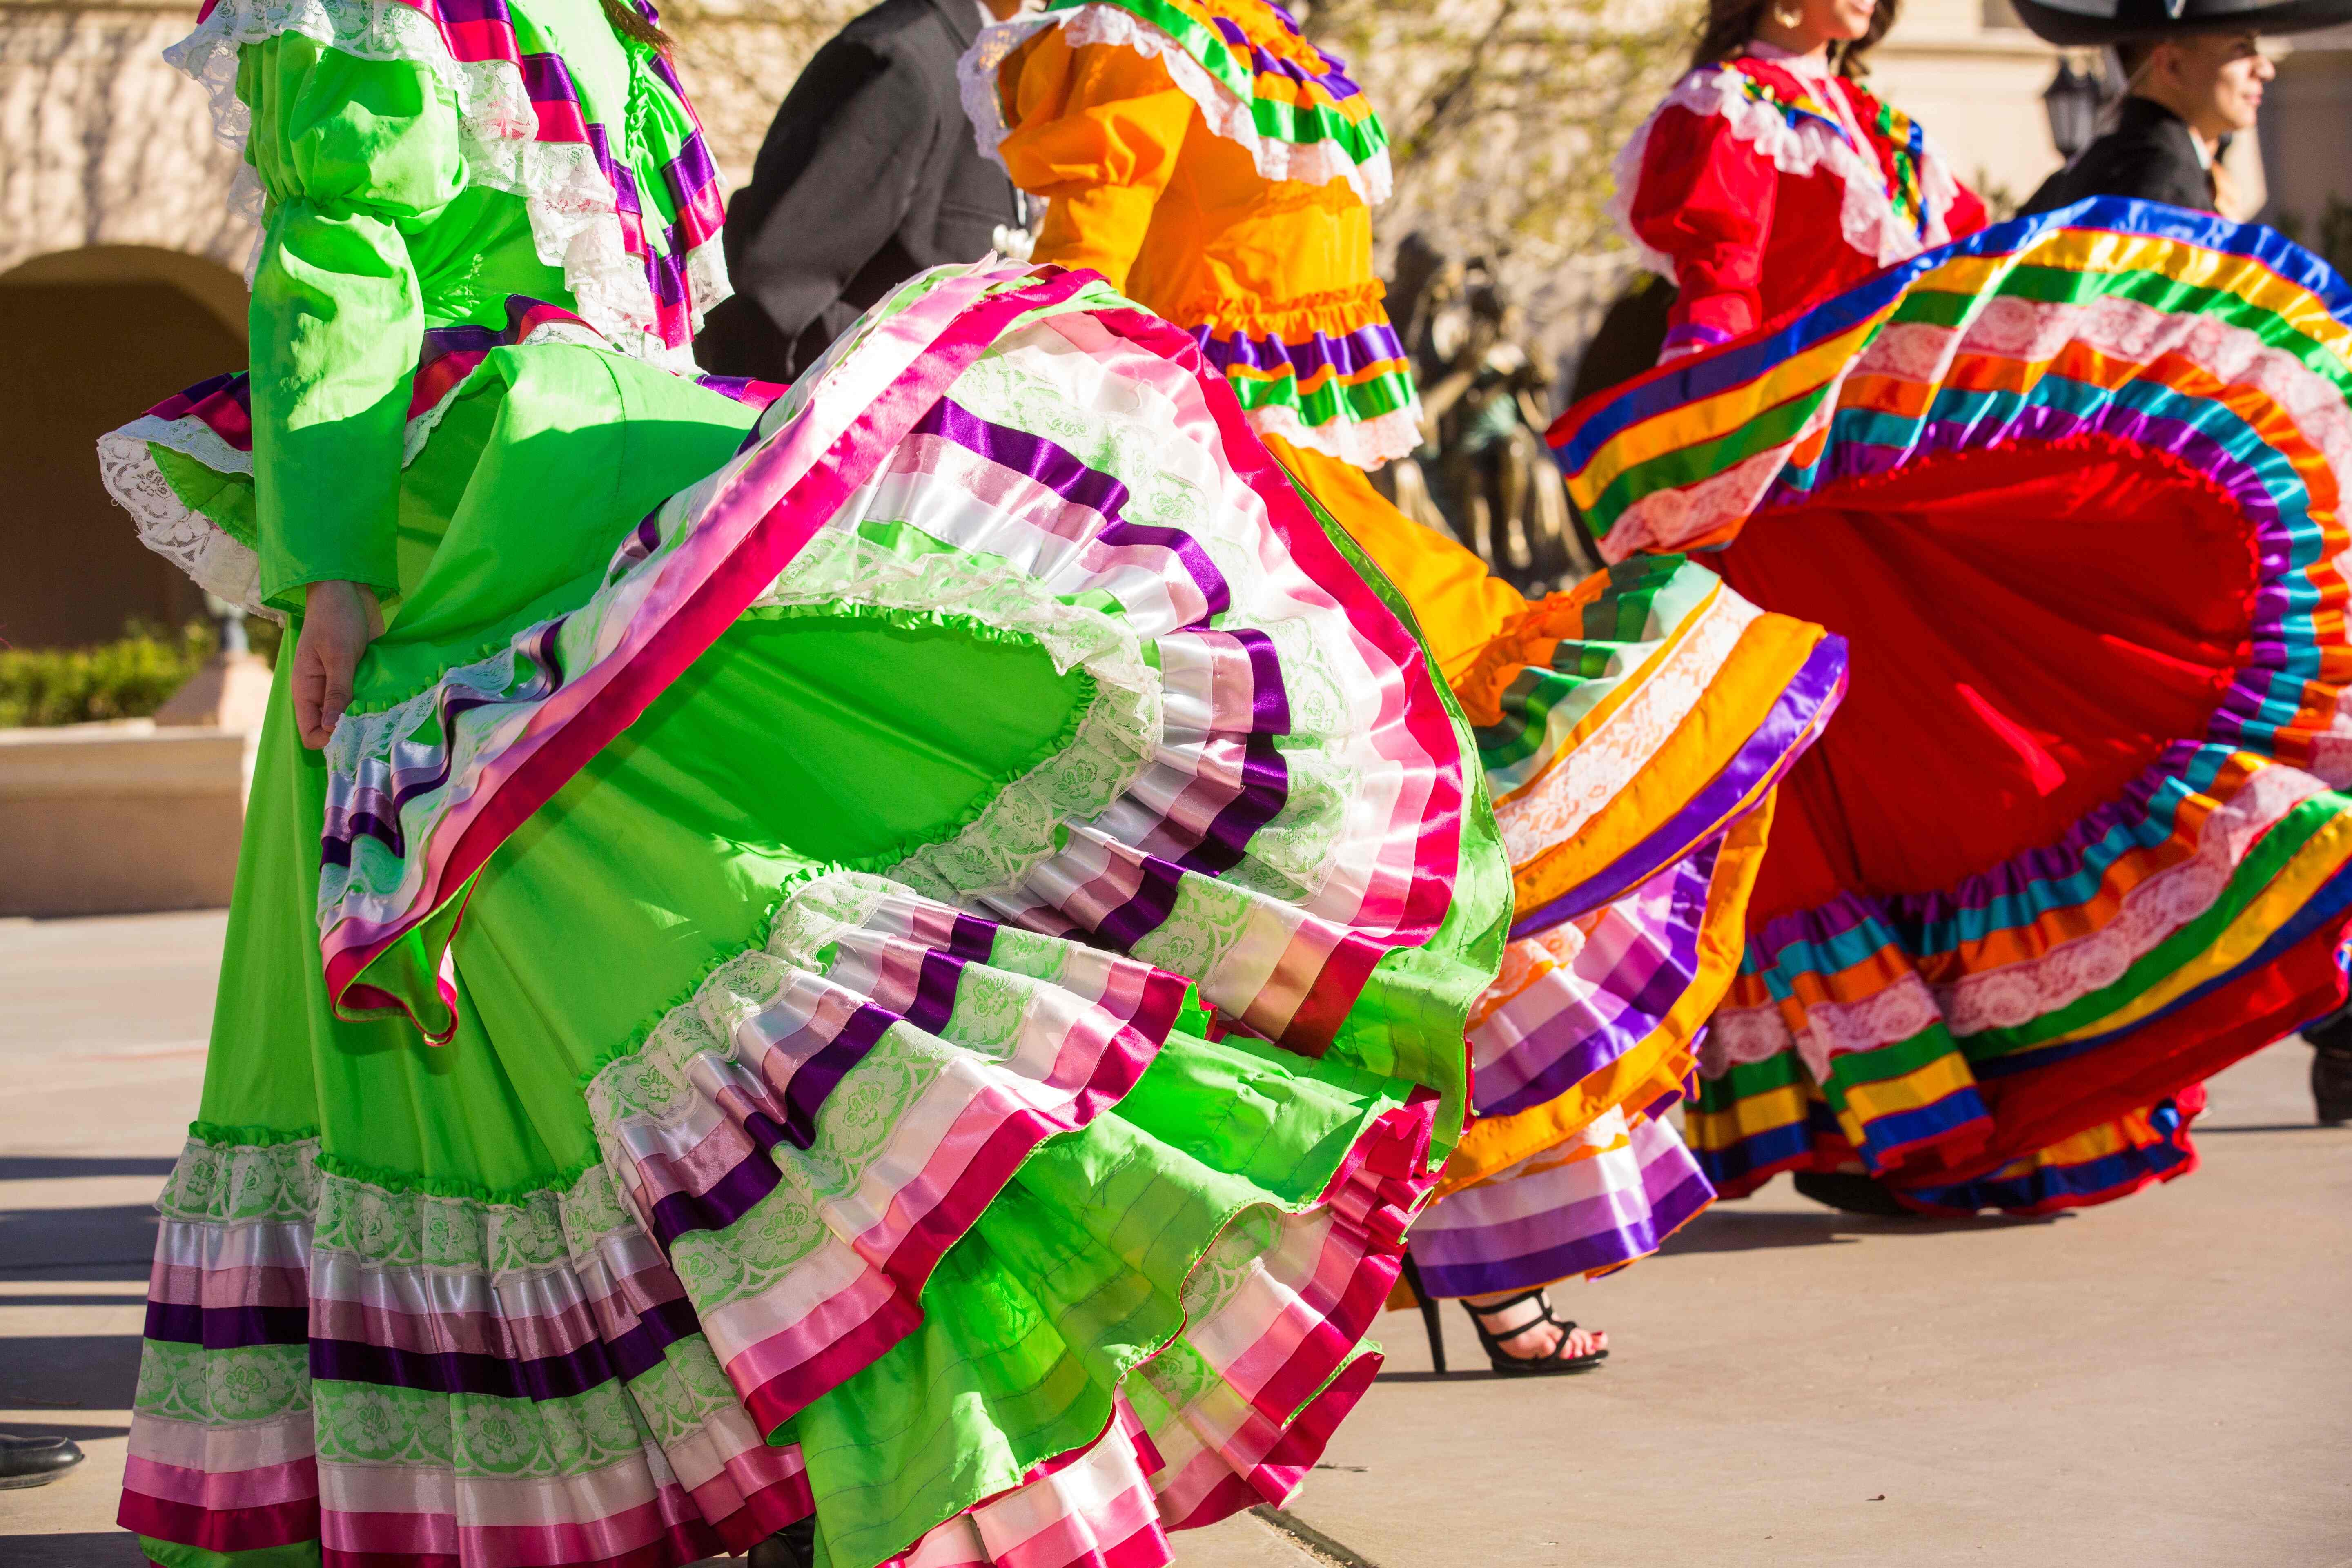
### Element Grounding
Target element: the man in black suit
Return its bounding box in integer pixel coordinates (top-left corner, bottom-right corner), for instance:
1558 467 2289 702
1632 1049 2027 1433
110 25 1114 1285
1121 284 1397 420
697 0 1031 382
2022 29 2272 216
2012 0 2352 220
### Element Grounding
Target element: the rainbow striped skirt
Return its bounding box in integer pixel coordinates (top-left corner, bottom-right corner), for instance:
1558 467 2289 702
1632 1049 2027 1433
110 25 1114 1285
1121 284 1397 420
1552 199 2352 1214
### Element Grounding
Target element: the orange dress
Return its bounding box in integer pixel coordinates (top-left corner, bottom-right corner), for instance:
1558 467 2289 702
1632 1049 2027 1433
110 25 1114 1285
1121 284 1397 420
963 0 1848 1301
962 1 1525 675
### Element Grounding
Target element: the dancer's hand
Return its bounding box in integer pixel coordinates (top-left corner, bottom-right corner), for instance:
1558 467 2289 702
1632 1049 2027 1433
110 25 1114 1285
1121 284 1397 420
293 579 380 750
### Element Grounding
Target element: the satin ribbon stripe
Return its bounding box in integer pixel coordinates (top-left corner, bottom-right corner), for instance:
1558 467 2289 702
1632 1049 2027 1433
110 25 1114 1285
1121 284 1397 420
1408 1112 1715 1297
1550 205 2352 526
1891 1092 2201 1216
1684 781 2352 1185
1440 797 1779 1199
119 1139 815 1566
1464 555 1718 789
1193 315 1420 435
1092 301 1477 949
1483 589 1842 935
1510 635 1842 936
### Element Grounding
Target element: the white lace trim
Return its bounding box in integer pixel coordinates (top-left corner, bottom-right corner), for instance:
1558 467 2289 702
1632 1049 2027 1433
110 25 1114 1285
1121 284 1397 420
1242 399 1422 471
1934 762 2334 1037
165 0 724 368
95 429 277 622
1603 256 2352 566
1704 764 2338 1082
753 527 1164 906
959 4 1394 208
1702 969 1940 1084
1611 63 1962 283
1699 1000 1795 1079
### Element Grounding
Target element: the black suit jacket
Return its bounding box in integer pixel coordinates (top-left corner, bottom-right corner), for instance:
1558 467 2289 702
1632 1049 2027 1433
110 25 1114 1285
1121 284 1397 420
697 0 1021 380
2022 96 2216 217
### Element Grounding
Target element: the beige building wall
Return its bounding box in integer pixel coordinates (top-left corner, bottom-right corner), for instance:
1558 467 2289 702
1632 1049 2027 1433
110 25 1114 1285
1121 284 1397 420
0 1 250 276
2260 28 2352 241
0 0 252 648
1871 0 2068 212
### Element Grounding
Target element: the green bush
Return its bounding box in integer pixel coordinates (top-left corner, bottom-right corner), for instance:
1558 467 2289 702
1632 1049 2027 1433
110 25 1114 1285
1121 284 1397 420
0 621 222 729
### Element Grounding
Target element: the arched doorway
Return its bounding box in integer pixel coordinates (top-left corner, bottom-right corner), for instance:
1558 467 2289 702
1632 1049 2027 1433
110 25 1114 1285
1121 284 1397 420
0 245 247 650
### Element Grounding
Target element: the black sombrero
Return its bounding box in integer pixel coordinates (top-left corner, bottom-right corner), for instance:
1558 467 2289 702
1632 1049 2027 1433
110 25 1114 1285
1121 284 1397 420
2013 0 2352 43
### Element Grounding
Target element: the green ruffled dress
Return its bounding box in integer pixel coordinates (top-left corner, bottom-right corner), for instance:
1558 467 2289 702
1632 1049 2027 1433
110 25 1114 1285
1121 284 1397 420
101 2 1510 1565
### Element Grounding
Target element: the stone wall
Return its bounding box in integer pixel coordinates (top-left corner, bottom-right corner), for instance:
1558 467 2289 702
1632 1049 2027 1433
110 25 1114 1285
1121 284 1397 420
0 0 249 278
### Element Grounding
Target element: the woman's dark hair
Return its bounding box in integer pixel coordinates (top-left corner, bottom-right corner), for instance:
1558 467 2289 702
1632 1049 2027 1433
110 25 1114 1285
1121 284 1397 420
601 0 675 51
1689 0 1898 77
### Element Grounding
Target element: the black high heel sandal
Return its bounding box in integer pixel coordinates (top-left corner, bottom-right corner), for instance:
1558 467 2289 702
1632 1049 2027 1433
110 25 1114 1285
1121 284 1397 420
1400 1253 1606 1377
1460 1287 1608 1377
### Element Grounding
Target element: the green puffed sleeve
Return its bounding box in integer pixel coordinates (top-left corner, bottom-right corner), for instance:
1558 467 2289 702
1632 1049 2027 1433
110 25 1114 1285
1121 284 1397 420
238 34 466 613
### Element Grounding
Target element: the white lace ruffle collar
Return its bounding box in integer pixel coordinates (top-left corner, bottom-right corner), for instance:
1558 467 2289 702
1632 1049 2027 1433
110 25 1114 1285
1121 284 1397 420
1612 52 1966 278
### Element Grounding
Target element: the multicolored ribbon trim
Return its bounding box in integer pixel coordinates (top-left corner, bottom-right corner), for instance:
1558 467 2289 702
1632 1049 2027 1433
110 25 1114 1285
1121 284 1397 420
1040 0 1387 175
1730 62 1929 244
180 0 728 359
1191 313 1416 432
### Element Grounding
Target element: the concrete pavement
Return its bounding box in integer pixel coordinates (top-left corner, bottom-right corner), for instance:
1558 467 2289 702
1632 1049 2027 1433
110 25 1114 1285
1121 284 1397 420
2 911 2346 1567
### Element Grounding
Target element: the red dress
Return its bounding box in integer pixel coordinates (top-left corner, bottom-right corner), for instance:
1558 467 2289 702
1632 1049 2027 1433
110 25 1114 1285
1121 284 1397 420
1619 47 1987 356
1570 63 2301 1219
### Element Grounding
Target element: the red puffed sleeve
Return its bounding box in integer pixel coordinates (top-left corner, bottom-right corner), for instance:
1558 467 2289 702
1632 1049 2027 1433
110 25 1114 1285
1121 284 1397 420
1941 176 1988 241
1627 102 1773 359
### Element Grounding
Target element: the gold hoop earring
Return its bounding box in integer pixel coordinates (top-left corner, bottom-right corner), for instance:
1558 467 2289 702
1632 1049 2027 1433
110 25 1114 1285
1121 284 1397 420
1771 5 1803 26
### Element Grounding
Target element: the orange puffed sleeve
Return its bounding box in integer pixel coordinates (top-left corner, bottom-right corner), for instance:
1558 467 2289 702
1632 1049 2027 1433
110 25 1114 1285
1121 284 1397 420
997 31 1198 292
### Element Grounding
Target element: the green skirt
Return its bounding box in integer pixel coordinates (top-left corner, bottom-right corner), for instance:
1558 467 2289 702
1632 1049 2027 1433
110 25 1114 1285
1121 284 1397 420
105 264 1509 1568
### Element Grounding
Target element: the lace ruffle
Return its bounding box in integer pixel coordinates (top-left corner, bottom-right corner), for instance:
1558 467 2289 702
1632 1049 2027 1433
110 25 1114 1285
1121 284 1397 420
756 530 1165 907
960 4 1395 207
1934 762 2332 1036
132 1133 811 1547
1611 63 1963 282
95 427 275 622
1243 400 1422 469
1704 760 2348 1082
165 0 720 367
313 264 1470 1081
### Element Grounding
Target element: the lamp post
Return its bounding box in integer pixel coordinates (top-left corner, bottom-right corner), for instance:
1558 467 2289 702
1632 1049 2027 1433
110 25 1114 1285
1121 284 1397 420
2043 56 2104 163
202 592 249 659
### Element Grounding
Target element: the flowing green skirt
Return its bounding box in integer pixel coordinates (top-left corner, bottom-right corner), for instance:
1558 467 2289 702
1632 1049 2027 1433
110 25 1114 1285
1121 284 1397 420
105 264 1510 1568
